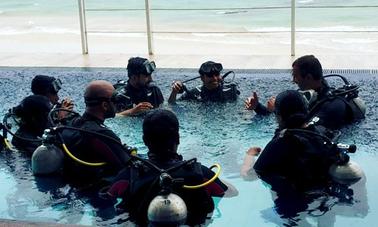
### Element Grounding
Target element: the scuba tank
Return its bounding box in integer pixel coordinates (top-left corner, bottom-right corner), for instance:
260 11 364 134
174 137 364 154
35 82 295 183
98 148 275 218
32 129 64 175
283 128 363 186
121 157 219 226
324 74 366 120
147 173 188 226
328 143 363 185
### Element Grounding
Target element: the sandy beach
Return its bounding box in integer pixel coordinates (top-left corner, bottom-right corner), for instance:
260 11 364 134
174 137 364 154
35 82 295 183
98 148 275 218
1 30 378 69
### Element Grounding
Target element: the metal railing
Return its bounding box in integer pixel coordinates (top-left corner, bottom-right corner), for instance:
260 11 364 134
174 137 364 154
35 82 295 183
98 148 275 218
77 0 378 56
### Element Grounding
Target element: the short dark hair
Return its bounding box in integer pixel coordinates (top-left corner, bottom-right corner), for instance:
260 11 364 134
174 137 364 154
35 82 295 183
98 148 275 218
275 90 309 128
31 75 59 95
127 57 152 77
143 109 179 155
292 55 323 80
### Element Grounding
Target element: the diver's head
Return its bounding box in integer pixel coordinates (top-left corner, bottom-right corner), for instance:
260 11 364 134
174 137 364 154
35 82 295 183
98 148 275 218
84 80 117 120
275 90 309 129
127 57 156 89
13 95 52 135
143 109 180 160
31 75 62 104
292 55 323 91
199 61 223 90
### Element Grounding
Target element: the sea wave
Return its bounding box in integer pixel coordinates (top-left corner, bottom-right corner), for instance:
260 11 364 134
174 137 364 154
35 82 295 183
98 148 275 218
0 26 79 35
1 24 377 36
298 0 314 4
244 26 378 32
216 10 248 15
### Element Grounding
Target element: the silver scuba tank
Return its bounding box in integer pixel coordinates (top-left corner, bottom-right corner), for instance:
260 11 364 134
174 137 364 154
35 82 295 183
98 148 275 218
147 193 187 226
147 173 188 226
350 97 366 120
329 161 364 185
31 129 64 175
32 144 64 175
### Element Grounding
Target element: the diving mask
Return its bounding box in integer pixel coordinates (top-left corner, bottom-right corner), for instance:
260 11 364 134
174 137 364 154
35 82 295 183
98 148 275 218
84 90 130 106
299 89 318 107
199 61 223 76
143 60 156 75
51 79 62 94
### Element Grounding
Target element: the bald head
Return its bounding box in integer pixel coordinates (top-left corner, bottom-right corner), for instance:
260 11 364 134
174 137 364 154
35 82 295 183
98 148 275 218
84 80 114 101
83 80 117 120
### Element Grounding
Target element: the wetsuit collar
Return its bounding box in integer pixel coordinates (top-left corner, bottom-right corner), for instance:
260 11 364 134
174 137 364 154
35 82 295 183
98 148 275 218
82 112 105 124
315 79 331 99
201 84 222 93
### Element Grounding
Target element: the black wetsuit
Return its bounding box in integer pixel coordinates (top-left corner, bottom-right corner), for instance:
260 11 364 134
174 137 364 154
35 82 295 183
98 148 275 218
255 81 354 129
307 82 353 129
114 82 164 112
61 112 131 184
12 127 42 155
179 83 240 102
107 154 228 226
254 125 336 192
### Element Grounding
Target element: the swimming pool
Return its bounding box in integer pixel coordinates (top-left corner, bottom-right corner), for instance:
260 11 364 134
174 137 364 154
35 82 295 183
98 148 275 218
0 67 377 226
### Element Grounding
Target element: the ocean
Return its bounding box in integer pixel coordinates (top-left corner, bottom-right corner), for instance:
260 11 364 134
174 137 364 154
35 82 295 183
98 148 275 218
1 0 377 36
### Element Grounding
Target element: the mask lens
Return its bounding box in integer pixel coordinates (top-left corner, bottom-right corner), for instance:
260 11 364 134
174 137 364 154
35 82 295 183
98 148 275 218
201 62 223 75
213 63 223 72
144 60 156 75
51 79 62 93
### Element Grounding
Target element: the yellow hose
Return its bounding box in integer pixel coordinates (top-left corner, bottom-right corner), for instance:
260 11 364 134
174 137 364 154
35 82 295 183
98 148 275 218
3 138 12 150
183 163 221 189
61 143 106 167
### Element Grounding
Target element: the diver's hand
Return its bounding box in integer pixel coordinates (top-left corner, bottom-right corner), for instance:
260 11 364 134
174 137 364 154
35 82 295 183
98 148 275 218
246 147 261 156
171 81 184 94
57 98 74 120
168 81 184 104
240 147 261 180
116 102 153 117
130 102 153 114
61 98 74 110
266 96 276 113
245 92 259 110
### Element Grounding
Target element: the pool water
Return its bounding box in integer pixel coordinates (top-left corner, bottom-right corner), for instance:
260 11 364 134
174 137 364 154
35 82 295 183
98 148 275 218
0 67 377 226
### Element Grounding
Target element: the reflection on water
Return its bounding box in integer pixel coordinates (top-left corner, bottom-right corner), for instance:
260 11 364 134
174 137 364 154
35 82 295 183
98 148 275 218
0 67 377 226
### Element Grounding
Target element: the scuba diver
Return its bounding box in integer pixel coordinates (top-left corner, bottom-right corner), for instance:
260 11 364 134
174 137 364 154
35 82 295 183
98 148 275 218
31 75 74 121
1 75 75 153
113 57 164 116
57 80 132 185
245 55 366 129
105 109 238 226
242 90 363 219
9 95 51 155
168 61 240 103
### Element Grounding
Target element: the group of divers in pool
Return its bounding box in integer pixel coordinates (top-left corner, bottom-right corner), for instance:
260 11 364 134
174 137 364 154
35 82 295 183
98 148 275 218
0 54 367 226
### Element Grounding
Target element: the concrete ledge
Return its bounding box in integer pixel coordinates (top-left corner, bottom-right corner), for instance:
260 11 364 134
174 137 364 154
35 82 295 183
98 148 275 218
1 53 378 69
0 219 85 227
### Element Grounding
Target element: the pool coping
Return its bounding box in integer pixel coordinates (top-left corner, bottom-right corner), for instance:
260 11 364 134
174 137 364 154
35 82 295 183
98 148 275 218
2 54 378 70
1 66 378 76
0 219 87 227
